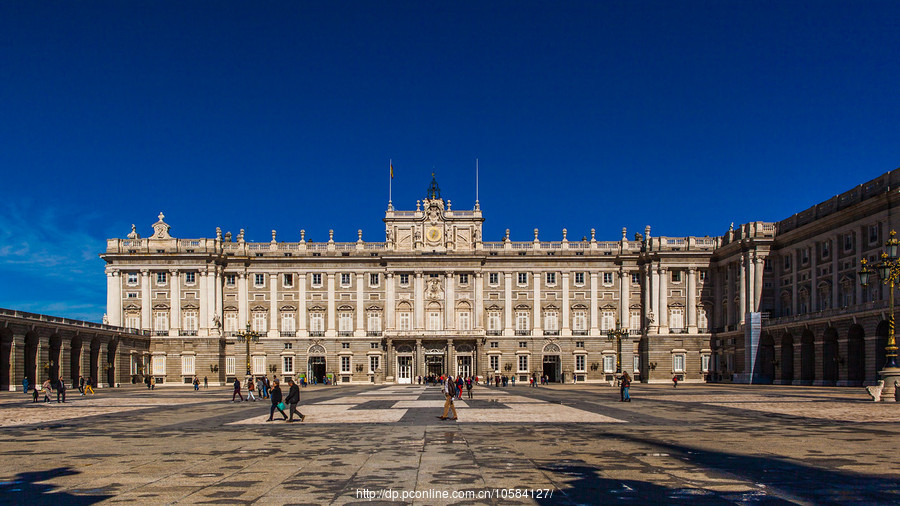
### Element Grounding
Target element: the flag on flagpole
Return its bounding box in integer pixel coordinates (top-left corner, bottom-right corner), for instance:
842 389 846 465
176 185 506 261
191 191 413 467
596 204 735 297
390 161 394 179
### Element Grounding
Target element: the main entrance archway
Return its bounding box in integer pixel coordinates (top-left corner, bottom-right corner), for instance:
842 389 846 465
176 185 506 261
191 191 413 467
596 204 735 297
307 344 326 383
542 343 561 382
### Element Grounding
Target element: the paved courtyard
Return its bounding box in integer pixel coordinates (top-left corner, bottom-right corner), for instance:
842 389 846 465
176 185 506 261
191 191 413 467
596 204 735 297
0 383 898 505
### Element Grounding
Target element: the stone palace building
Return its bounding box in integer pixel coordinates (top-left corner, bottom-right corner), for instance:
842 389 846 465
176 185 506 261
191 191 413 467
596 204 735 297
99 171 896 386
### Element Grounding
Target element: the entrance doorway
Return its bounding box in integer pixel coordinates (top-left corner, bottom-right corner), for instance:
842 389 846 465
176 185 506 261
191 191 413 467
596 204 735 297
543 355 560 382
308 356 326 384
457 356 472 378
425 354 444 377
397 356 412 384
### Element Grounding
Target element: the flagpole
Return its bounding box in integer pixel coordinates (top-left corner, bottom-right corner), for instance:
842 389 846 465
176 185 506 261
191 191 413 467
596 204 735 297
475 157 480 210
389 158 393 210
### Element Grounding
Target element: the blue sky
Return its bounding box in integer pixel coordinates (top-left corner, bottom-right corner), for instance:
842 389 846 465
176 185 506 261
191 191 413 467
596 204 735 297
1 1 897 321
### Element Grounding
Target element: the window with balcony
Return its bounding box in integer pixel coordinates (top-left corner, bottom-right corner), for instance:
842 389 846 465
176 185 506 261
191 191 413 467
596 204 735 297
281 313 296 334
487 311 501 334
458 311 471 330
427 311 442 331
224 313 238 333
339 312 353 334
669 307 684 331
252 312 267 332
600 310 615 331
398 311 411 331
543 311 558 334
573 310 587 333
182 311 198 335
154 312 169 334
515 312 529 334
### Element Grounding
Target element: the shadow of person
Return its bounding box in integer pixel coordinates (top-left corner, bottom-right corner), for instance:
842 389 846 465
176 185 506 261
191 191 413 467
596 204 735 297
0 467 112 505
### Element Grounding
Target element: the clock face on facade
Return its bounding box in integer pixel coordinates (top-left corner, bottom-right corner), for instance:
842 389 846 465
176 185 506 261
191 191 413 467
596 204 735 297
426 227 442 243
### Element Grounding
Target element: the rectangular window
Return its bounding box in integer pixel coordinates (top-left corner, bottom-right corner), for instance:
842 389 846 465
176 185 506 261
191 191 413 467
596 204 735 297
601 310 615 331
575 355 586 372
156 272 167 285
369 355 380 374
575 341 584 348
311 273 322 286
399 312 411 331
603 355 615 373
284 342 293 349
152 355 166 375
489 355 499 372
254 274 265 287
489 273 499 285
515 312 529 331
603 272 614 285
670 308 684 330
698 271 707 281
370 273 380 286
180 355 195 376
341 273 351 286
225 356 235 376
282 313 296 332
127 272 138 285
427 311 442 331
630 310 641 332
339 312 353 332
490 341 499 348
632 273 640 284
125 314 140 329
184 272 196 284
252 313 267 332
784 255 791 270
183 311 197 332
459 273 469 284
633 355 640 373
126 292 139 298
518 355 528 373
517 272 528 285
458 311 471 330
367 313 381 332
341 342 350 349
544 311 558 331
546 272 556 285
701 354 710 373
253 356 266 375
674 354 686 372
226 274 236 286
154 312 169 332
399 274 410 285
844 234 853 251
870 225 879 244
487 311 501 331
574 272 585 285
225 313 238 332
573 310 586 331
341 356 351 373
371 342 380 349
283 273 293 287
671 271 681 283
698 307 708 331
821 241 829 258
518 341 527 348
283 356 294 374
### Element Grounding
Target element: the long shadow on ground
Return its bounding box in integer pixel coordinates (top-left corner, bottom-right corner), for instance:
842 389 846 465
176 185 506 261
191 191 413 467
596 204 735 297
0 467 112 505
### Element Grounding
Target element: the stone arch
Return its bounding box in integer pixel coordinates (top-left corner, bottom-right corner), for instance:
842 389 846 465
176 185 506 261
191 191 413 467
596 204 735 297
847 324 865 384
89 336 101 387
542 343 561 354
396 344 413 354
70 334 83 384
823 327 839 385
24 331 39 387
800 330 815 384
0 327 12 390
758 333 775 384
780 332 794 384
308 344 326 355
48 334 62 383
876 320 889 372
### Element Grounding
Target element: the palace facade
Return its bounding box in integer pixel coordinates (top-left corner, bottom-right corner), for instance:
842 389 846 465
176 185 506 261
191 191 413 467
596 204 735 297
100 171 896 386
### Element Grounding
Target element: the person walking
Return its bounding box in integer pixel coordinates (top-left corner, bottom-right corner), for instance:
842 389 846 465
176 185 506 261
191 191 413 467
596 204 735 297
258 376 267 399
85 377 95 395
620 372 631 402
232 377 244 402
455 375 464 400
23 377 29 395
285 379 304 422
246 377 257 401
32 380 39 403
672 375 679 388
465 376 473 399
149 376 155 390
79 376 86 395
56 378 66 403
438 374 458 421
266 379 288 422
41 379 52 403
203 376 208 388
193 377 200 391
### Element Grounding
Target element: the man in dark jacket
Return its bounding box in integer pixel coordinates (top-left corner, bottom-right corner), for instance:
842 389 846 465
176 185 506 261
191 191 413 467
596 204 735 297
232 377 244 402
56 378 66 403
266 379 287 422
285 379 304 422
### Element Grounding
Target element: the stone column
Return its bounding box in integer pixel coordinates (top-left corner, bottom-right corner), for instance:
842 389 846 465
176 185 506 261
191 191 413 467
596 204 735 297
747 253 756 314
855 234 864 305
208 266 218 330
809 245 818 312
326 273 336 337
725 264 734 326
687 267 697 332
171 269 181 335
106 268 122 327
385 273 395 330
504 273 513 336
238 272 248 328
738 256 746 324
644 264 653 332
533 272 541 334
712 267 722 330
561 272 571 335
754 256 764 312
356 273 365 336
589 272 599 333
298 273 307 332
650 266 660 333
269 273 278 337
832 237 840 307
214 266 223 335
658 267 668 331
445 271 455 330
199 269 209 334
474 272 484 330
386 338 394 380
792 250 799 315
141 269 151 331
620 268 630 328
447 338 455 376
414 272 424 330
415 339 424 378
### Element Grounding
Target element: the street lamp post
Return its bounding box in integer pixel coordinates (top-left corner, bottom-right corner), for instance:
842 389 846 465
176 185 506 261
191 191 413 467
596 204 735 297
859 230 900 401
235 322 261 377
607 321 628 374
